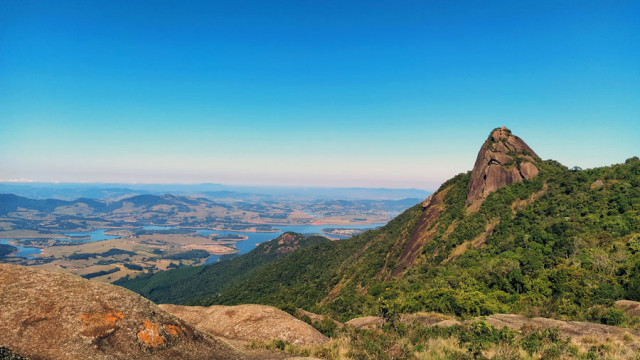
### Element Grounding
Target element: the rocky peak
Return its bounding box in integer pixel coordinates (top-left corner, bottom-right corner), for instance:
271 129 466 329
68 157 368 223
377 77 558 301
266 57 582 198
466 127 540 210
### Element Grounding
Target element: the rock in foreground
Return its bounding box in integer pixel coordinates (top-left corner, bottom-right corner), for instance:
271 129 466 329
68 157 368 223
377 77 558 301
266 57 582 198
0 264 243 360
160 304 328 346
344 316 384 330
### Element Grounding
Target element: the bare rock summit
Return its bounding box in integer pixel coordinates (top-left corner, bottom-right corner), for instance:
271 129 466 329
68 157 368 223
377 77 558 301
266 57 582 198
466 127 539 210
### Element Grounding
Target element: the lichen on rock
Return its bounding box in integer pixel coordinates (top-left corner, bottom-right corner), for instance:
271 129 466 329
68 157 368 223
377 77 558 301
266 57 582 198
0 264 243 359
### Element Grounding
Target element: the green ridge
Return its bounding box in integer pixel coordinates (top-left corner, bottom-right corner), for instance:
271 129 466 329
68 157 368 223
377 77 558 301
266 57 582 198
118 157 640 327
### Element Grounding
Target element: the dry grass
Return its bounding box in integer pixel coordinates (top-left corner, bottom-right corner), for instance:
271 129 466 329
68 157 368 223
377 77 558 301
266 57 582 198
414 337 467 359
246 321 640 360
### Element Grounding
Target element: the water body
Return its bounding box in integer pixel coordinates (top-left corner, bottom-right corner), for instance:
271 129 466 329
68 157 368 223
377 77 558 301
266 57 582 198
64 229 121 242
2 228 122 259
16 223 384 264
200 223 385 264
142 225 175 231
0 239 42 259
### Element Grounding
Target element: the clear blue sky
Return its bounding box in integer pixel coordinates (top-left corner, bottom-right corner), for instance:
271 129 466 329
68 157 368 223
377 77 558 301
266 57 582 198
1 1 638 190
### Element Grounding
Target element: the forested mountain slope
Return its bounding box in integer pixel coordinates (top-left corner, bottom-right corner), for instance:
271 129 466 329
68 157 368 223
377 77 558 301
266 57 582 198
123 128 640 326
115 232 329 304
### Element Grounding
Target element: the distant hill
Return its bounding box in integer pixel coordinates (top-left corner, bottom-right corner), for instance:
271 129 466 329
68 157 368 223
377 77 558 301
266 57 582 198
0 184 146 201
0 193 103 215
0 193 216 216
0 182 428 201
115 232 330 304
124 127 640 327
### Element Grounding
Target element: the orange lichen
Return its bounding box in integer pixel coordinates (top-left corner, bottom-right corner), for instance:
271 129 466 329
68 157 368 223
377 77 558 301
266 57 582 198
164 324 184 337
80 312 124 337
137 320 165 348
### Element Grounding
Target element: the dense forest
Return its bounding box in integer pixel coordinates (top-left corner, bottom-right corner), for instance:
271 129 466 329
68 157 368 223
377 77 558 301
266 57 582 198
0 244 17 258
115 232 329 304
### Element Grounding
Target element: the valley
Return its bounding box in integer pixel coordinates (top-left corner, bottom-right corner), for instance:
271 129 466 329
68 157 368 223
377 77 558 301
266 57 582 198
0 194 399 282
2 128 639 360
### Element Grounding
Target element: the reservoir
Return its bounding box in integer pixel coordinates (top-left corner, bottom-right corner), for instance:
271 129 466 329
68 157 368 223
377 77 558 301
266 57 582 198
198 223 384 264
0 239 42 259
5 223 385 262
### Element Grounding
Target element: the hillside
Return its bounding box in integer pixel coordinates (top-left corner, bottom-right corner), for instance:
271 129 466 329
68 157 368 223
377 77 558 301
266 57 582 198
115 232 330 304
125 128 640 329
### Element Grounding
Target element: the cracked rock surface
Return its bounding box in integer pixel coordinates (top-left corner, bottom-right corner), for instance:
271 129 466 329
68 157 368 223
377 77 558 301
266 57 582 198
466 127 539 210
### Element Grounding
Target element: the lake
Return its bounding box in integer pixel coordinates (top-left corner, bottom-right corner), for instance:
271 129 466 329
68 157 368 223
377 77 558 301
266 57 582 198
198 223 384 264
0 239 42 259
3 223 385 262
64 229 121 241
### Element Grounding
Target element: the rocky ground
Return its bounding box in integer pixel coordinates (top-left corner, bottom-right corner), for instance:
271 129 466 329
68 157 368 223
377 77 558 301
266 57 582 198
0 264 319 359
4 262 640 359
160 304 328 347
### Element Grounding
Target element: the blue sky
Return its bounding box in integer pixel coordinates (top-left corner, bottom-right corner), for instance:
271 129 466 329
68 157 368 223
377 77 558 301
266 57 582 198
1 1 638 190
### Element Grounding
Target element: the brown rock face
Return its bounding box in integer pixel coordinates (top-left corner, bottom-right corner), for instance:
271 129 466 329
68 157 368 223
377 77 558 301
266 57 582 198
466 127 539 210
160 304 328 346
615 300 640 317
260 232 305 256
0 264 243 360
390 186 451 277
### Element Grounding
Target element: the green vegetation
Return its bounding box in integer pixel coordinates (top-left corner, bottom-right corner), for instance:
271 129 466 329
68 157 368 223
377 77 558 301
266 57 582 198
163 249 210 261
115 233 330 304
67 248 135 260
0 346 29 360
118 157 640 333
198 204 424 319
81 267 119 279
251 320 632 360
123 263 143 271
142 156 640 327
0 244 17 258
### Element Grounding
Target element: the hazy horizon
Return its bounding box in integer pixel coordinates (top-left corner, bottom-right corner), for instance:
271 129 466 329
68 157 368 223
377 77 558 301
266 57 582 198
2 1 638 188
0 180 428 191
0 180 430 202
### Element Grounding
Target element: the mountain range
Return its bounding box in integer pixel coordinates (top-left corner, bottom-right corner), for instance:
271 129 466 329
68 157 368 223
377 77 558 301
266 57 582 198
0 183 428 201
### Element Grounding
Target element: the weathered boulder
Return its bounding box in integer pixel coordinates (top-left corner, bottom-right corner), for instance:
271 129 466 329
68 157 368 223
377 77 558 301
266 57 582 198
484 313 640 344
0 264 242 360
400 312 456 326
590 179 605 190
344 316 384 330
160 304 328 346
520 161 539 180
615 300 640 317
296 308 344 328
421 193 434 208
